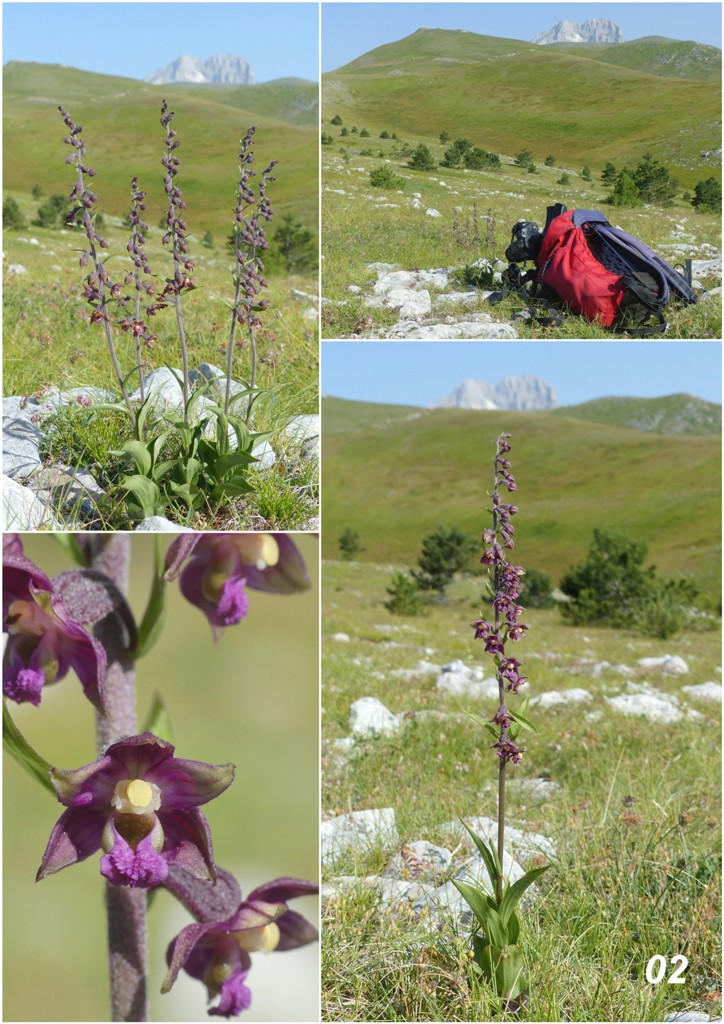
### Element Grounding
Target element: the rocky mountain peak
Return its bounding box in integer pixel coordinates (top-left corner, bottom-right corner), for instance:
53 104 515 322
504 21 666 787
532 18 625 45
431 375 559 411
145 53 255 86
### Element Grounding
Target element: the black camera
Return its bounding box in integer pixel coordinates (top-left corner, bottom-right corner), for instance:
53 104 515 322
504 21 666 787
505 220 543 263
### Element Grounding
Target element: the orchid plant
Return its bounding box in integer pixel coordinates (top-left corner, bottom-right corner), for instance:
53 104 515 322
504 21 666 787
453 434 550 1011
58 102 278 523
3 532 318 1022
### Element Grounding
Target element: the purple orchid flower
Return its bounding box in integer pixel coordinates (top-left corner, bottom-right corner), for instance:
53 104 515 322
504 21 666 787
37 732 234 889
162 876 319 1018
164 534 310 638
3 535 106 710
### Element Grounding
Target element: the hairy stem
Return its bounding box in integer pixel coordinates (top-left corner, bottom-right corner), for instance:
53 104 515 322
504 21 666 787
89 536 147 1022
493 449 506 903
246 324 257 425
172 289 190 422
225 270 243 417
101 314 137 438
132 280 146 408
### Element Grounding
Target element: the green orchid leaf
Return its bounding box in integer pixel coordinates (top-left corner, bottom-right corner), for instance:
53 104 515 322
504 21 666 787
472 933 493 984
249 429 274 449
149 430 173 465
115 440 153 476
507 908 521 945
135 385 166 439
508 708 539 734
168 480 202 508
459 820 501 892
212 479 253 501
118 475 162 516
142 692 173 743
133 536 167 660
3 701 55 795
152 459 179 484
499 865 551 925
477 944 501 995
463 709 492 730
214 451 257 477
452 880 508 947
497 944 526 1000
89 401 136 420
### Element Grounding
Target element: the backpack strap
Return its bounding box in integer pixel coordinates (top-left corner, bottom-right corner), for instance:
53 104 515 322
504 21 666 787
500 264 564 328
597 224 697 305
543 203 568 232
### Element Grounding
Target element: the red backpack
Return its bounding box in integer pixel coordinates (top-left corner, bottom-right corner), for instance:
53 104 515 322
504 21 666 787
536 209 627 327
506 204 697 332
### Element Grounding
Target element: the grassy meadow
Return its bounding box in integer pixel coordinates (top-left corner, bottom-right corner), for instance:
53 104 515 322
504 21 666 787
321 29 722 339
322 399 722 606
321 559 722 1022
3 63 320 528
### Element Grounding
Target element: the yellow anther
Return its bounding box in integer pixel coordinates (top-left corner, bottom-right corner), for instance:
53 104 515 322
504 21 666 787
126 779 153 808
112 777 161 815
233 922 281 953
236 534 279 570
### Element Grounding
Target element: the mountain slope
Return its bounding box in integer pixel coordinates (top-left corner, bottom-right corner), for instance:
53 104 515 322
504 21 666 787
432 375 558 411
321 398 721 599
3 62 318 231
554 394 722 435
146 53 255 85
324 28 721 179
532 18 625 45
552 37 722 81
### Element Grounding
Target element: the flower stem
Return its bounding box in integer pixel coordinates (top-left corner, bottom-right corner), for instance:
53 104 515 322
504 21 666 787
246 324 257 425
89 536 148 1022
492 456 506 904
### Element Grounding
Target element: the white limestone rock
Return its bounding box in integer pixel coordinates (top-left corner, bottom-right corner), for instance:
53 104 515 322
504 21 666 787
387 321 518 340
350 696 400 738
321 807 399 867
134 516 195 532
507 777 563 803
2 475 61 530
605 692 698 724
681 682 721 702
638 655 689 675
384 840 453 880
533 688 593 708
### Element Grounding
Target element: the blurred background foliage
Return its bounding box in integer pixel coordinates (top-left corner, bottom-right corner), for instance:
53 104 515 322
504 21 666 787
3 532 319 1022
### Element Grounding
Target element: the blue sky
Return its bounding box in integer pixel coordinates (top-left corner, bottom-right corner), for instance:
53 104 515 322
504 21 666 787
322 341 723 407
2 3 319 82
323 2 722 71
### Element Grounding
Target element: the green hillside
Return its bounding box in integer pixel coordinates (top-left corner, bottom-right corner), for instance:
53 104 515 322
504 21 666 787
321 398 722 600
3 62 318 232
157 78 319 126
550 36 722 82
554 393 722 435
324 27 721 179
321 395 423 436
